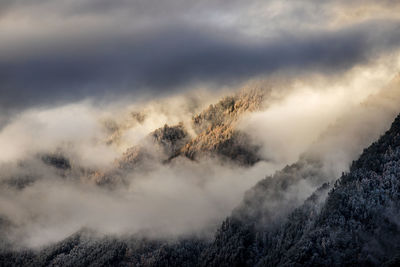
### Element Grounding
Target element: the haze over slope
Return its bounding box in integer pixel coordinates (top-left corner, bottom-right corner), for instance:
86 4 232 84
1 0 400 266
1 71 400 266
0 63 399 249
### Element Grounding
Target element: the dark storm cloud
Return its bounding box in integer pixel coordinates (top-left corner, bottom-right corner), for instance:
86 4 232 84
1 0 400 115
1 19 400 111
0 0 249 19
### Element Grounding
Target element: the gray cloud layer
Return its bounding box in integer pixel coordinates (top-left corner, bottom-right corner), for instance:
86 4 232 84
1 0 400 112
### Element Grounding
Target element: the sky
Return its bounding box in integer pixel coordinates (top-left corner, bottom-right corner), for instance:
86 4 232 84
1 0 400 248
1 0 400 116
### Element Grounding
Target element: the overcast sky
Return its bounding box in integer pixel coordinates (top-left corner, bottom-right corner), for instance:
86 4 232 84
1 0 400 114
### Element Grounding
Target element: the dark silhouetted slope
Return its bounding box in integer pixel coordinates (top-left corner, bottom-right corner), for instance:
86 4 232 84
200 114 400 266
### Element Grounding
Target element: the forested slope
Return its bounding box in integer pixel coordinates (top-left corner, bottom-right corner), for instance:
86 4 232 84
201 114 400 266
2 94 400 266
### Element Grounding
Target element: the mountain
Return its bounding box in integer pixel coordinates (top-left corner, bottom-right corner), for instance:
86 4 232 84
0 231 206 267
91 123 191 186
2 86 400 266
4 104 400 267
90 88 265 186
200 113 400 266
0 88 266 188
181 88 264 165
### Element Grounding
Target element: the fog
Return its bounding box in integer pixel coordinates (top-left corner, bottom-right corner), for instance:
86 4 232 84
0 56 400 248
232 59 400 226
241 58 400 169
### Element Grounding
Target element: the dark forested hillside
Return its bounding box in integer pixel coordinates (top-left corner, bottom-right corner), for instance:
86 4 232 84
200 114 400 266
2 102 400 267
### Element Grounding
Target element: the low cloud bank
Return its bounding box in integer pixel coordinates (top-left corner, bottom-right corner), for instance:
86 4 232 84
0 58 400 248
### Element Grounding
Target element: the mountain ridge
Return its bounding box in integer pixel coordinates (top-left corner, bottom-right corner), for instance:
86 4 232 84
2 86 400 266
201 112 400 266
4 112 400 265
